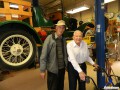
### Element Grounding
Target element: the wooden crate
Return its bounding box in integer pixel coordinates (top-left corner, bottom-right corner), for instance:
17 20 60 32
0 0 33 26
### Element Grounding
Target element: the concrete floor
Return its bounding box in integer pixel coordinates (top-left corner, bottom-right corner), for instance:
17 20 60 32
1 63 119 90
0 64 98 90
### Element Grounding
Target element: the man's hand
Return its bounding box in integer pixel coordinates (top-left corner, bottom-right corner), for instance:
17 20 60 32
79 71 86 81
93 63 99 69
40 72 46 79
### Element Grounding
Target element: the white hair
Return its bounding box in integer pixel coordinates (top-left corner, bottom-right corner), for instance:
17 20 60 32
73 30 83 36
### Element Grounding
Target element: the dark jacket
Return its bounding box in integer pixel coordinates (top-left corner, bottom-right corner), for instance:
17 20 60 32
40 33 68 74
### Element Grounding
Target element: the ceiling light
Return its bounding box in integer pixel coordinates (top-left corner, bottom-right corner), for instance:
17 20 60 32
104 0 116 4
66 6 89 14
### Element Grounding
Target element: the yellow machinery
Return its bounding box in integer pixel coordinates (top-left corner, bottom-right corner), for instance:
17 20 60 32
83 35 95 46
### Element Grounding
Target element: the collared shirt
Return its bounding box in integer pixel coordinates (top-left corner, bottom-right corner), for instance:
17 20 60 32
55 33 62 39
67 40 95 73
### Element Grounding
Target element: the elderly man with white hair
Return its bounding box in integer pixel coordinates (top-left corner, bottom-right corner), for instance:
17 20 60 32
67 30 98 90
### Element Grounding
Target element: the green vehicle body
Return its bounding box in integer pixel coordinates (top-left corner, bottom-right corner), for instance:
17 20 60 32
0 0 53 70
0 20 42 44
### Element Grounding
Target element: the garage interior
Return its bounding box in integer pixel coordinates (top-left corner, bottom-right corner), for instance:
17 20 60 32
0 0 120 90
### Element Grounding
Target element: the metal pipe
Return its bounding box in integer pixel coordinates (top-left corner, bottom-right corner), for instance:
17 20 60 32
95 0 106 88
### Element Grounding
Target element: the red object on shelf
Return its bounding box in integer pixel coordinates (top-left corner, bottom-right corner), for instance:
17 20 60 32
38 30 47 42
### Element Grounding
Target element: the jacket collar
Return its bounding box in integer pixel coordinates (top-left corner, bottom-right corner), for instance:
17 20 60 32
73 40 83 47
52 32 63 40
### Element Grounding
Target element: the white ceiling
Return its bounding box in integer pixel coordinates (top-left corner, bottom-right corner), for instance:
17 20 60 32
25 0 94 14
24 0 119 15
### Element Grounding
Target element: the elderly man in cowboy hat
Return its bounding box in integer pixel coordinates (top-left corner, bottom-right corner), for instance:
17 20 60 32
40 20 68 90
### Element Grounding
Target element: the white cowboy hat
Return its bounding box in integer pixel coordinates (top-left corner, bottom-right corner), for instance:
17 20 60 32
55 20 65 26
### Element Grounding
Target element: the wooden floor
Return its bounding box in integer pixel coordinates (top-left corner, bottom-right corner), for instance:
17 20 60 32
0 63 119 90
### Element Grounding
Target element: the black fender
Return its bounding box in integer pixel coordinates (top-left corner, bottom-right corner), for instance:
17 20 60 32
0 20 42 44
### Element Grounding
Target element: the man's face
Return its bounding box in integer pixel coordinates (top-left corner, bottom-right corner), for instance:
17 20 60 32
73 32 83 45
56 25 65 37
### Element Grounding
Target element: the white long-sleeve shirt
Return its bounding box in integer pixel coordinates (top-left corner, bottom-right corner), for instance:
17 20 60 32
67 40 95 73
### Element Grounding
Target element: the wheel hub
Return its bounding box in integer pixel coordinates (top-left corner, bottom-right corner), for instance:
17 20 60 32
10 44 23 56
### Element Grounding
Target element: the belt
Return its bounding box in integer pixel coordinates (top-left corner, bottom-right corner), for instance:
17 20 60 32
68 61 85 66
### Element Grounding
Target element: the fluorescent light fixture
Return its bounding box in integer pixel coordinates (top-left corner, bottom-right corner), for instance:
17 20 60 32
104 0 116 4
66 6 89 14
10 3 18 8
